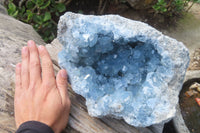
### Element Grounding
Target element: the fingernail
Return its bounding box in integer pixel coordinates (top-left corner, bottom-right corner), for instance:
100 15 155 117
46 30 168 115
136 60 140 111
28 40 34 47
61 69 67 78
16 63 21 69
38 45 44 51
22 46 28 54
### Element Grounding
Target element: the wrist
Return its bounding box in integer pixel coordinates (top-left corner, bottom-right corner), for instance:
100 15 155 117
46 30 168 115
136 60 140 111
16 121 54 133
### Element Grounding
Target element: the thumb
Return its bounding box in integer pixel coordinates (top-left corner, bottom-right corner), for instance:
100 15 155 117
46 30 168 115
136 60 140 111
56 69 68 104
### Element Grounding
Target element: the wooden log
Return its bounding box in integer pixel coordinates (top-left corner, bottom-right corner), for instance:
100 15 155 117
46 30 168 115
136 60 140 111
0 13 45 133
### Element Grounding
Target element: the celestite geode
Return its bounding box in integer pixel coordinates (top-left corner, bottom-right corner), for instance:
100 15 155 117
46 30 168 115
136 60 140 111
57 12 190 127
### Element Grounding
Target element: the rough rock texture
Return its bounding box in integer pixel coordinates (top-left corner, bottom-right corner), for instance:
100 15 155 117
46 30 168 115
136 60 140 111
57 12 190 127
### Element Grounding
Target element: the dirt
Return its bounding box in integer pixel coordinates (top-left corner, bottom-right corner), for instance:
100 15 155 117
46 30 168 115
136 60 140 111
189 48 200 70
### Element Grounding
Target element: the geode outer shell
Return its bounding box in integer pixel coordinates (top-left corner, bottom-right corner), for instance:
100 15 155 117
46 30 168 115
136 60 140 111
57 12 190 127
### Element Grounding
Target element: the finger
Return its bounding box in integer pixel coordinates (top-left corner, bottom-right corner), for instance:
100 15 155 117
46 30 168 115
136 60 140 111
15 63 22 96
56 69 69 104
27 40 41 84
38 45 55 83
21 46 29 89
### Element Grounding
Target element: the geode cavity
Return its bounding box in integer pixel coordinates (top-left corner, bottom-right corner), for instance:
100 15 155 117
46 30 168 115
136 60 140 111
57 12 190 127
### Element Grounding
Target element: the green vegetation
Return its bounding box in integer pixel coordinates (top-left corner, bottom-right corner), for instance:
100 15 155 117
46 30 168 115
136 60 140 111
7 0 67 42
153 0 200 16
5 0 200 42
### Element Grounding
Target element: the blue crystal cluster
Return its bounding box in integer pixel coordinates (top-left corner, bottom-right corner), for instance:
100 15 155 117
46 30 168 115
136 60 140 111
57 12 190 127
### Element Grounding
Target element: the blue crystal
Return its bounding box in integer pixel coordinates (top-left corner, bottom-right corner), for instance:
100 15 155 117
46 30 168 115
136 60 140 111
57 12 190 127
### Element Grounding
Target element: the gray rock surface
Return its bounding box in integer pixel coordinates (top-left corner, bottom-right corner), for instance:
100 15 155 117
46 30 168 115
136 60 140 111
57 12 190 127
173 104 190 133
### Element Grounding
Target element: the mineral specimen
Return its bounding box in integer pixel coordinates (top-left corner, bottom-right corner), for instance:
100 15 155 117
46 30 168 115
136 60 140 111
57 12 190 127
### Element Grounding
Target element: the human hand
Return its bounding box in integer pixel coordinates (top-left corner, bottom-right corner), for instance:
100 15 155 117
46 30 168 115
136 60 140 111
14 40 71 133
